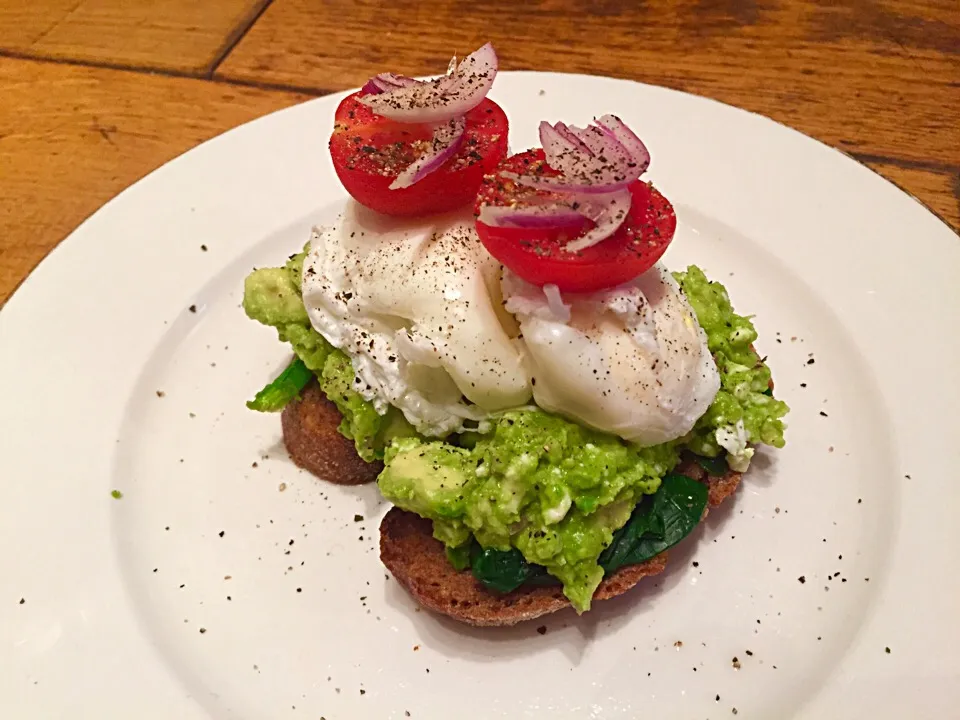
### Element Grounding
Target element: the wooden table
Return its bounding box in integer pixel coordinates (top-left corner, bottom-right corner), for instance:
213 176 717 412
2 0 957 305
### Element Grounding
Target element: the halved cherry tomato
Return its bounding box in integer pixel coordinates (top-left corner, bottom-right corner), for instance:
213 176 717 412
474 149 676 293
329 92 509 217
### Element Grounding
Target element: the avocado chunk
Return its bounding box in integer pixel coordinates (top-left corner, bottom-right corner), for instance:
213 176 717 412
243 267 309 327
379 437 471 521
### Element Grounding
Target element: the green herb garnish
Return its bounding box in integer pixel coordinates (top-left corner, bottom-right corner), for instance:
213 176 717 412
246 357 313 412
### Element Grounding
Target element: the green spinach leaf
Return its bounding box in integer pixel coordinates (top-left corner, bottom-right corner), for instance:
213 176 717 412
470 546 532 593
599 473 708 574
694 453 729 477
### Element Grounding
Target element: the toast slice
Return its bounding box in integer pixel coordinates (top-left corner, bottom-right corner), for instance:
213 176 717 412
281 381 382 485
380 465 742 626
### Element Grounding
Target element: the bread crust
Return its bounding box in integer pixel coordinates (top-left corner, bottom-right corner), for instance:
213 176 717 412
281 381 382 484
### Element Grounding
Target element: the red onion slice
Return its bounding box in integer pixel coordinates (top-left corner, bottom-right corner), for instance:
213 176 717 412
477 187 632 252
389 116 466 190
509 115 649 195
564 189 633 252
542 284 571 323
477 203 586 229
597 114 650 174
500 171 631 195
361 73 419 95
358 43 498 124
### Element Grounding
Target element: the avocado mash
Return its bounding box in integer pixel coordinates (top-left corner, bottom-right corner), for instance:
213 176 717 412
243 256 789 610
243 246 413 461
674 266 789 470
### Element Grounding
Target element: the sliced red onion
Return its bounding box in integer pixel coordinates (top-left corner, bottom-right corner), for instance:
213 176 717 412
542 284 571 324
361 72 419 95
478 188 632 252
564 189 633 252
508 115 649 195
389 116 466 190
501 171 631 195
553 122 594 156
597 114 650 174
477 203 585 229
358 43 498 124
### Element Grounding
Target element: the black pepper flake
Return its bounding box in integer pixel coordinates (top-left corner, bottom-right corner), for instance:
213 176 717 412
745 649 753 656
218 530 225 538
885 646 891 654
798 575 806 584
819 411 829 417
806 358 815 365
296 588 302 593
199 627 207 634
692 561 699 568
536 625 547 635
200 244 208 252
18 598 25 605
188 305 197 313
354 514 364 522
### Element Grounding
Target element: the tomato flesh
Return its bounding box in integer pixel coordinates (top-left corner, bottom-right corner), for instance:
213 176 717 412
474 150 676 293
329 92 508 217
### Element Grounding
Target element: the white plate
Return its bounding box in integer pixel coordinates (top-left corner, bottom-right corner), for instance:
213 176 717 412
2 72 959 719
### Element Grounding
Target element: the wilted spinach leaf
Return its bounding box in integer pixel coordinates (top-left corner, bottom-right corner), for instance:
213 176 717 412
470 546 532 593
694 453 729 477
599 473 708 574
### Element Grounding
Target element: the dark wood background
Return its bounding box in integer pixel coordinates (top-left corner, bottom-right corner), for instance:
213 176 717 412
2 0 957 304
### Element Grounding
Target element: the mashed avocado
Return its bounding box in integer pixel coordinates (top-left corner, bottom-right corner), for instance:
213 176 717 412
673 266 789 470
242 246 414 461
244 254 789 610
378 411 679 611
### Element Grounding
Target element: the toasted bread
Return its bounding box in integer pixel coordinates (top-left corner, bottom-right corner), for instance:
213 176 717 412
380 466 742 626
281 381 382 484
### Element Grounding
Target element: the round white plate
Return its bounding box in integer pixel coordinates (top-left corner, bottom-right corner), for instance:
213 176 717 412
2 72 958 719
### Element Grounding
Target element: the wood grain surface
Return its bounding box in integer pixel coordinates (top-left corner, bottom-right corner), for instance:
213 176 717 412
0 0 957 306
0 0 270 73
217 0 960 164
0 57 309 305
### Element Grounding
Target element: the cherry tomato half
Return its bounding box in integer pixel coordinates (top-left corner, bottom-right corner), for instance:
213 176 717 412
329 92 509 217
474 149 676 293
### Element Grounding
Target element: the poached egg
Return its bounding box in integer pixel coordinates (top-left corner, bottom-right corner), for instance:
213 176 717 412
502 267 720 445
301 201 719 443
302 202 530 437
